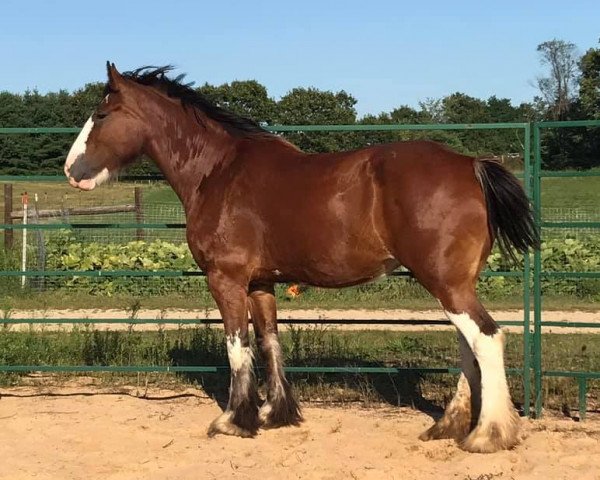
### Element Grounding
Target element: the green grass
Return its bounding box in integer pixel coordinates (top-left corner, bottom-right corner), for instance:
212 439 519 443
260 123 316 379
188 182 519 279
143 184 178 204
0 290 590 311
0 326 597 414
0 181 147 211
542 172 600 210
0 180 177 212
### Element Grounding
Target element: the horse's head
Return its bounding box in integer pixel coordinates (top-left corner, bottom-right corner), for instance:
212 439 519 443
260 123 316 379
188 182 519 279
64 62 148 190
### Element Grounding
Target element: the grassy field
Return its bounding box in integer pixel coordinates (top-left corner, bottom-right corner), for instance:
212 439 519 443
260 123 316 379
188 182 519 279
0 325 597 415
0 180 176 211
542 173 600 211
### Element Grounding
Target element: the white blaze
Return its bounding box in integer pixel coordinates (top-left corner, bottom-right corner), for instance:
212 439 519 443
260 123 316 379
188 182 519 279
64 116 94 176
64 110 111 191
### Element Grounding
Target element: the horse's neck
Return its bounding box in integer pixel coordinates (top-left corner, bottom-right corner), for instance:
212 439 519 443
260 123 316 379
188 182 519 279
144 114 238 211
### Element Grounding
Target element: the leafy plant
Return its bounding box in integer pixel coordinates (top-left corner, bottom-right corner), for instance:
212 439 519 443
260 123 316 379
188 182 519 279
38 231 600 300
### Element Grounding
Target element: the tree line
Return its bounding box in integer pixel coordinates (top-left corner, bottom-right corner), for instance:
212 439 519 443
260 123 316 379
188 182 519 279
0 39 598 175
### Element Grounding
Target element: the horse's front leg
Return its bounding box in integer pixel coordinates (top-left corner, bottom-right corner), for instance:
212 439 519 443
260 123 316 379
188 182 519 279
206 270 260 438
248 283 302 428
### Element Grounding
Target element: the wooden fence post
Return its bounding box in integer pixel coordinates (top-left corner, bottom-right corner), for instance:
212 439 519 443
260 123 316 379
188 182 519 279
4 183 13 251
134 187 145 241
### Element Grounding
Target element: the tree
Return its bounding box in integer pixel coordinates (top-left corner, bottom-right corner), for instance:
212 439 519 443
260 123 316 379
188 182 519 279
575 42 600 168
350 107 423 149
389 105 420 124
417 97 445 123
70 83 106 124
197 80 276 124
443 93 488 123
275 88 357 152
579 43 600 119
535 39 580 120
275 87 357 125
440 93 491 155
0 92 26 174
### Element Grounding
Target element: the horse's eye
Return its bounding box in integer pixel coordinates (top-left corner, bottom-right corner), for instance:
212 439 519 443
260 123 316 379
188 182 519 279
95 111 109 120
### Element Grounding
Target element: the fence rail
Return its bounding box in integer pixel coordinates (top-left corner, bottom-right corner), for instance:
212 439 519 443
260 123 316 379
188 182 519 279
1 120 600 419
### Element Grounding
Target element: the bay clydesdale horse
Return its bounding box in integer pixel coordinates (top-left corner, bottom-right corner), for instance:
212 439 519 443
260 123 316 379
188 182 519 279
64 63 538 453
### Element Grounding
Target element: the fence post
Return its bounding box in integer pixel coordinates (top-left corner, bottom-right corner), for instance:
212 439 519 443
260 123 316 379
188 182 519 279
134 187 144 241
522 123 532 417
533 123 543 418
4 183 13 251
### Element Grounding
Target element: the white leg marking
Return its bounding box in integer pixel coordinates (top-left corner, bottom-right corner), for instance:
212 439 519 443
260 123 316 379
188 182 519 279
444 311 480 349
259 333 286 424
445 311 510 422
445 310 519 452
226 330 254 373
207 330 256 438
266 333 286 398
472 332 506 418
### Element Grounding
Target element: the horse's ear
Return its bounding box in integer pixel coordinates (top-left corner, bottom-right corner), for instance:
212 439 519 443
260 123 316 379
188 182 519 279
106 61 124 91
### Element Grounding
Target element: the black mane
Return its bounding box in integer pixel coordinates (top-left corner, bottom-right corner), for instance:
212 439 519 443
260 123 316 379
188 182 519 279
109 66 271 138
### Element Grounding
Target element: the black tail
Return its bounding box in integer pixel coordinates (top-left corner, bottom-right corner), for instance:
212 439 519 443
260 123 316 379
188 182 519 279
474 159 539 264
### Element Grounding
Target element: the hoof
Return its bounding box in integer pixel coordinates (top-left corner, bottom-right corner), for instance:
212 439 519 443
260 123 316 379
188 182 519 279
259 398 303 429
258 403 273 425
207 412 256 439
459 413 520 453
419 402 473 442
419 417 471 442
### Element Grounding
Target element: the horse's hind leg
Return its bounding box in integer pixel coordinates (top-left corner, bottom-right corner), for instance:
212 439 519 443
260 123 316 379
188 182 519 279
435 289 520 453
419 331 481 442
248 283 302 428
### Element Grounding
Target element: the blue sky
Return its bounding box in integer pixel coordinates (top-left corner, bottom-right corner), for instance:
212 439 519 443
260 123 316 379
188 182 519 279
1 0 598 116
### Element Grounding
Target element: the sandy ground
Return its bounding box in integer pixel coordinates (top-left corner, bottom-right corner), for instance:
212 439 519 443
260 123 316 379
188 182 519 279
6 308 600 333
1 384 599 480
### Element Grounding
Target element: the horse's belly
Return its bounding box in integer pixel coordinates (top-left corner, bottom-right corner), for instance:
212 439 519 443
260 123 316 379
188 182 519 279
266 255 400 288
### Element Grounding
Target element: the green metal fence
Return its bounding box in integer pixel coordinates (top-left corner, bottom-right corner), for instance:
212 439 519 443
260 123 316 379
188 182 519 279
532 119 600 419
0 120 599 419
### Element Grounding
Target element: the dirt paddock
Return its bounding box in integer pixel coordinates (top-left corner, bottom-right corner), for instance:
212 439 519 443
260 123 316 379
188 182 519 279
1 384 599 480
